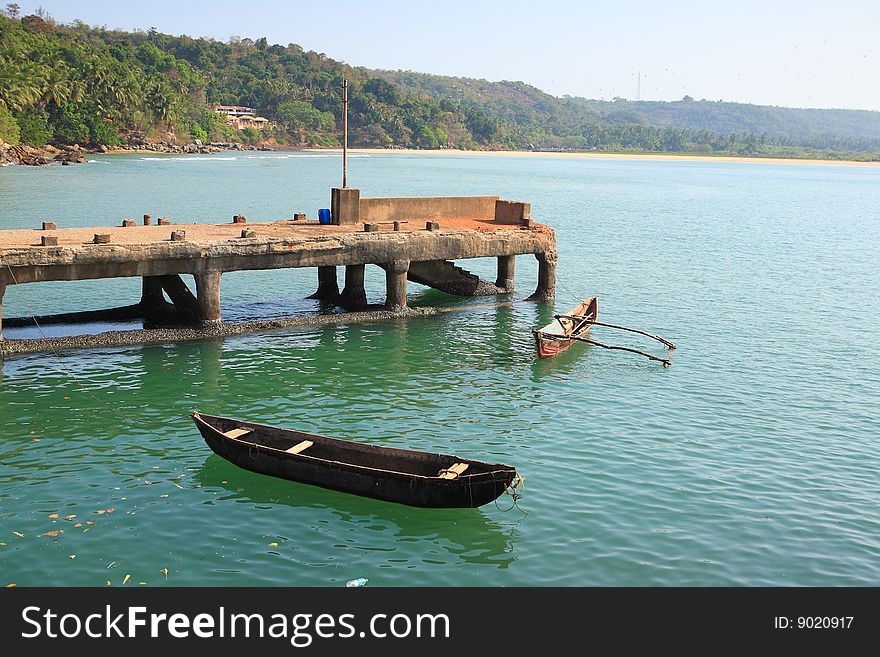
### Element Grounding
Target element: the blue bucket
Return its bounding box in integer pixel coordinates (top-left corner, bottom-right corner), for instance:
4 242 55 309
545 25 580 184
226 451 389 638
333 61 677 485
318 208 332 225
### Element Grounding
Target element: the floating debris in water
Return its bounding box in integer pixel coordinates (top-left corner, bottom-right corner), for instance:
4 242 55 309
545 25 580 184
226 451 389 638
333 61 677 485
346 578 368 588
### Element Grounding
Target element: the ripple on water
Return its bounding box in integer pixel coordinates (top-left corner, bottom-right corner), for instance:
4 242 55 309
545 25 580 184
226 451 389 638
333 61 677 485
2 155 879 586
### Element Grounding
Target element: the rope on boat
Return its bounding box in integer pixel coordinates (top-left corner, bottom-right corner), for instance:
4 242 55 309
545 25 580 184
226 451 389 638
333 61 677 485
557 278 586 305
494 473 526 513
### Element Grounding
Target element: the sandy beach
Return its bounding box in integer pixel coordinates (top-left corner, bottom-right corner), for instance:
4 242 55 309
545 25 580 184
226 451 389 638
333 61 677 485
306 147 880 167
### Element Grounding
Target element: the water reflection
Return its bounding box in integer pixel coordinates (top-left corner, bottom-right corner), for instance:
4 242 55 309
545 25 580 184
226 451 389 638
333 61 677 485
195 454 518 568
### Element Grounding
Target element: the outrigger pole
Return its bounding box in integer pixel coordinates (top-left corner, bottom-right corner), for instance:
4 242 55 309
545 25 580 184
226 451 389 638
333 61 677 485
555 315 676 349
565 334 672 367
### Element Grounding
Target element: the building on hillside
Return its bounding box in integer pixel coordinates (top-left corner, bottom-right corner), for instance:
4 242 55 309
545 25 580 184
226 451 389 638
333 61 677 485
212 105 256 118
212 105 274 130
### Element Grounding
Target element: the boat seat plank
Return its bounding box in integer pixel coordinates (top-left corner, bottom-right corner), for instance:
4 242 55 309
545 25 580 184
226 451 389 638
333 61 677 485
286 440 314 455
223 428 252 439
439 462 469 479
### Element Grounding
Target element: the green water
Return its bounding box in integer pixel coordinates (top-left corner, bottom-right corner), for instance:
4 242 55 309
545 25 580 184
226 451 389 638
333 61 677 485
1 152 879 586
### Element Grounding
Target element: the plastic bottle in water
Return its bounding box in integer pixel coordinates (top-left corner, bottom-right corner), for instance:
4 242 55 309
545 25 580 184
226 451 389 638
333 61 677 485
346 578 368 588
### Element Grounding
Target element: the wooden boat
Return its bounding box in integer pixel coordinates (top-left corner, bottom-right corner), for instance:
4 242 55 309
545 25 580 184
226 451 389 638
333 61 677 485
533 297 598 359
192 412 519 508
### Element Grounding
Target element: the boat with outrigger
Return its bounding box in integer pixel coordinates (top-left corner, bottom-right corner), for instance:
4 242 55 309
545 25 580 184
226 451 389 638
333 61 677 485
534 296 675 366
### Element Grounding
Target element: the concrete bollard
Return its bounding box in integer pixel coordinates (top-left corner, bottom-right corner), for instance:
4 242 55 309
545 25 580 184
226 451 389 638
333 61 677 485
241 229 256 238
426 221 440 231
158 217 171 225
122 219 136 227
364 223 379 232
170 230 186 241
93 234 111 244
42 221 58 231
41 236 59 247
143 214 152 226
293 213 306 221
233 215 246 223
393 221 403 231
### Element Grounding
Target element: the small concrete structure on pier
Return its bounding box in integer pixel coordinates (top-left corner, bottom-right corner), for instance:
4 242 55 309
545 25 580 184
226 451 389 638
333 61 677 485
0 190 556 343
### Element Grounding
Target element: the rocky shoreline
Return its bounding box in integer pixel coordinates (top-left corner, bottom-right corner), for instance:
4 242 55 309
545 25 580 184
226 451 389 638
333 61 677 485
0 138 279 167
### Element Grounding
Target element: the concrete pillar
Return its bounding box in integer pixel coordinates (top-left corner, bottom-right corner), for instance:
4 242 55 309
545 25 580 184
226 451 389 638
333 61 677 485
529 251 557 301
385 260 409 310
339 264 368 309
194 271 222 323
496 255 516 292
0 279 6 341
308 266 339 301
140 276 165 308
158 274 199 319
331 188 360 225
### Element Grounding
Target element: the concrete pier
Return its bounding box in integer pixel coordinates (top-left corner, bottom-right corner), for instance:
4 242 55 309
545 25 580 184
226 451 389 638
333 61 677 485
529 251 557 301
141 276 165 308
309 266 340 302
0 191 556 347
496 254 516 292
385 260 409 310
194 271 222 322
339 264 367 309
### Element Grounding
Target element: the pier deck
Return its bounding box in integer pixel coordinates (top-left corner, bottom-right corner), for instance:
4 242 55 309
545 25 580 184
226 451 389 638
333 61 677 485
0 191 557 346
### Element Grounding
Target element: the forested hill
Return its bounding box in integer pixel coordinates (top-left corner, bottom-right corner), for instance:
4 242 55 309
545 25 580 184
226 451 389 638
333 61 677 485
1 10 878 160
375 70 880 155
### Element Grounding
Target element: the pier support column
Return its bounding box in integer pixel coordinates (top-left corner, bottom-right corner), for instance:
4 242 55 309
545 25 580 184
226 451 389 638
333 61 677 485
140 276 165 308
339 264 368 309
158 274 199 320
194 271 222 323
308 266 340 302
385 260 409 310
528 251 557 302
0 279 6 341
495 255 516 292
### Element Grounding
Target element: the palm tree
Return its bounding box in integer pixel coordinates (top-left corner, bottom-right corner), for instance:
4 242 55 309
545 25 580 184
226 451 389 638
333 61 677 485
0 56 47 111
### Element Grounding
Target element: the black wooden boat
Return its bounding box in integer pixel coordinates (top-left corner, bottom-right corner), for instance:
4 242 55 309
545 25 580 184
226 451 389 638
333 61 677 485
192 412 520 508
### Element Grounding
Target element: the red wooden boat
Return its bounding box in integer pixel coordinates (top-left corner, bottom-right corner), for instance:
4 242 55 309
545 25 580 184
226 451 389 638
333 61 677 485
533 297 598 359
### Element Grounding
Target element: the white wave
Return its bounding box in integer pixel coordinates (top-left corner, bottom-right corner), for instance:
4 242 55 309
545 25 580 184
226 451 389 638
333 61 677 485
136 152 370 162
140 156 239 161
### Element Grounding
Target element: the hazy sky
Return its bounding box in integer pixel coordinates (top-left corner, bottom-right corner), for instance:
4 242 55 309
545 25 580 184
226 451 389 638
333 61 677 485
12 0 880 110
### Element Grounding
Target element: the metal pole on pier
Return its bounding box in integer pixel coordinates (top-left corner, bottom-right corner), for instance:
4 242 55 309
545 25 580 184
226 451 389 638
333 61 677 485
342 78 348 188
